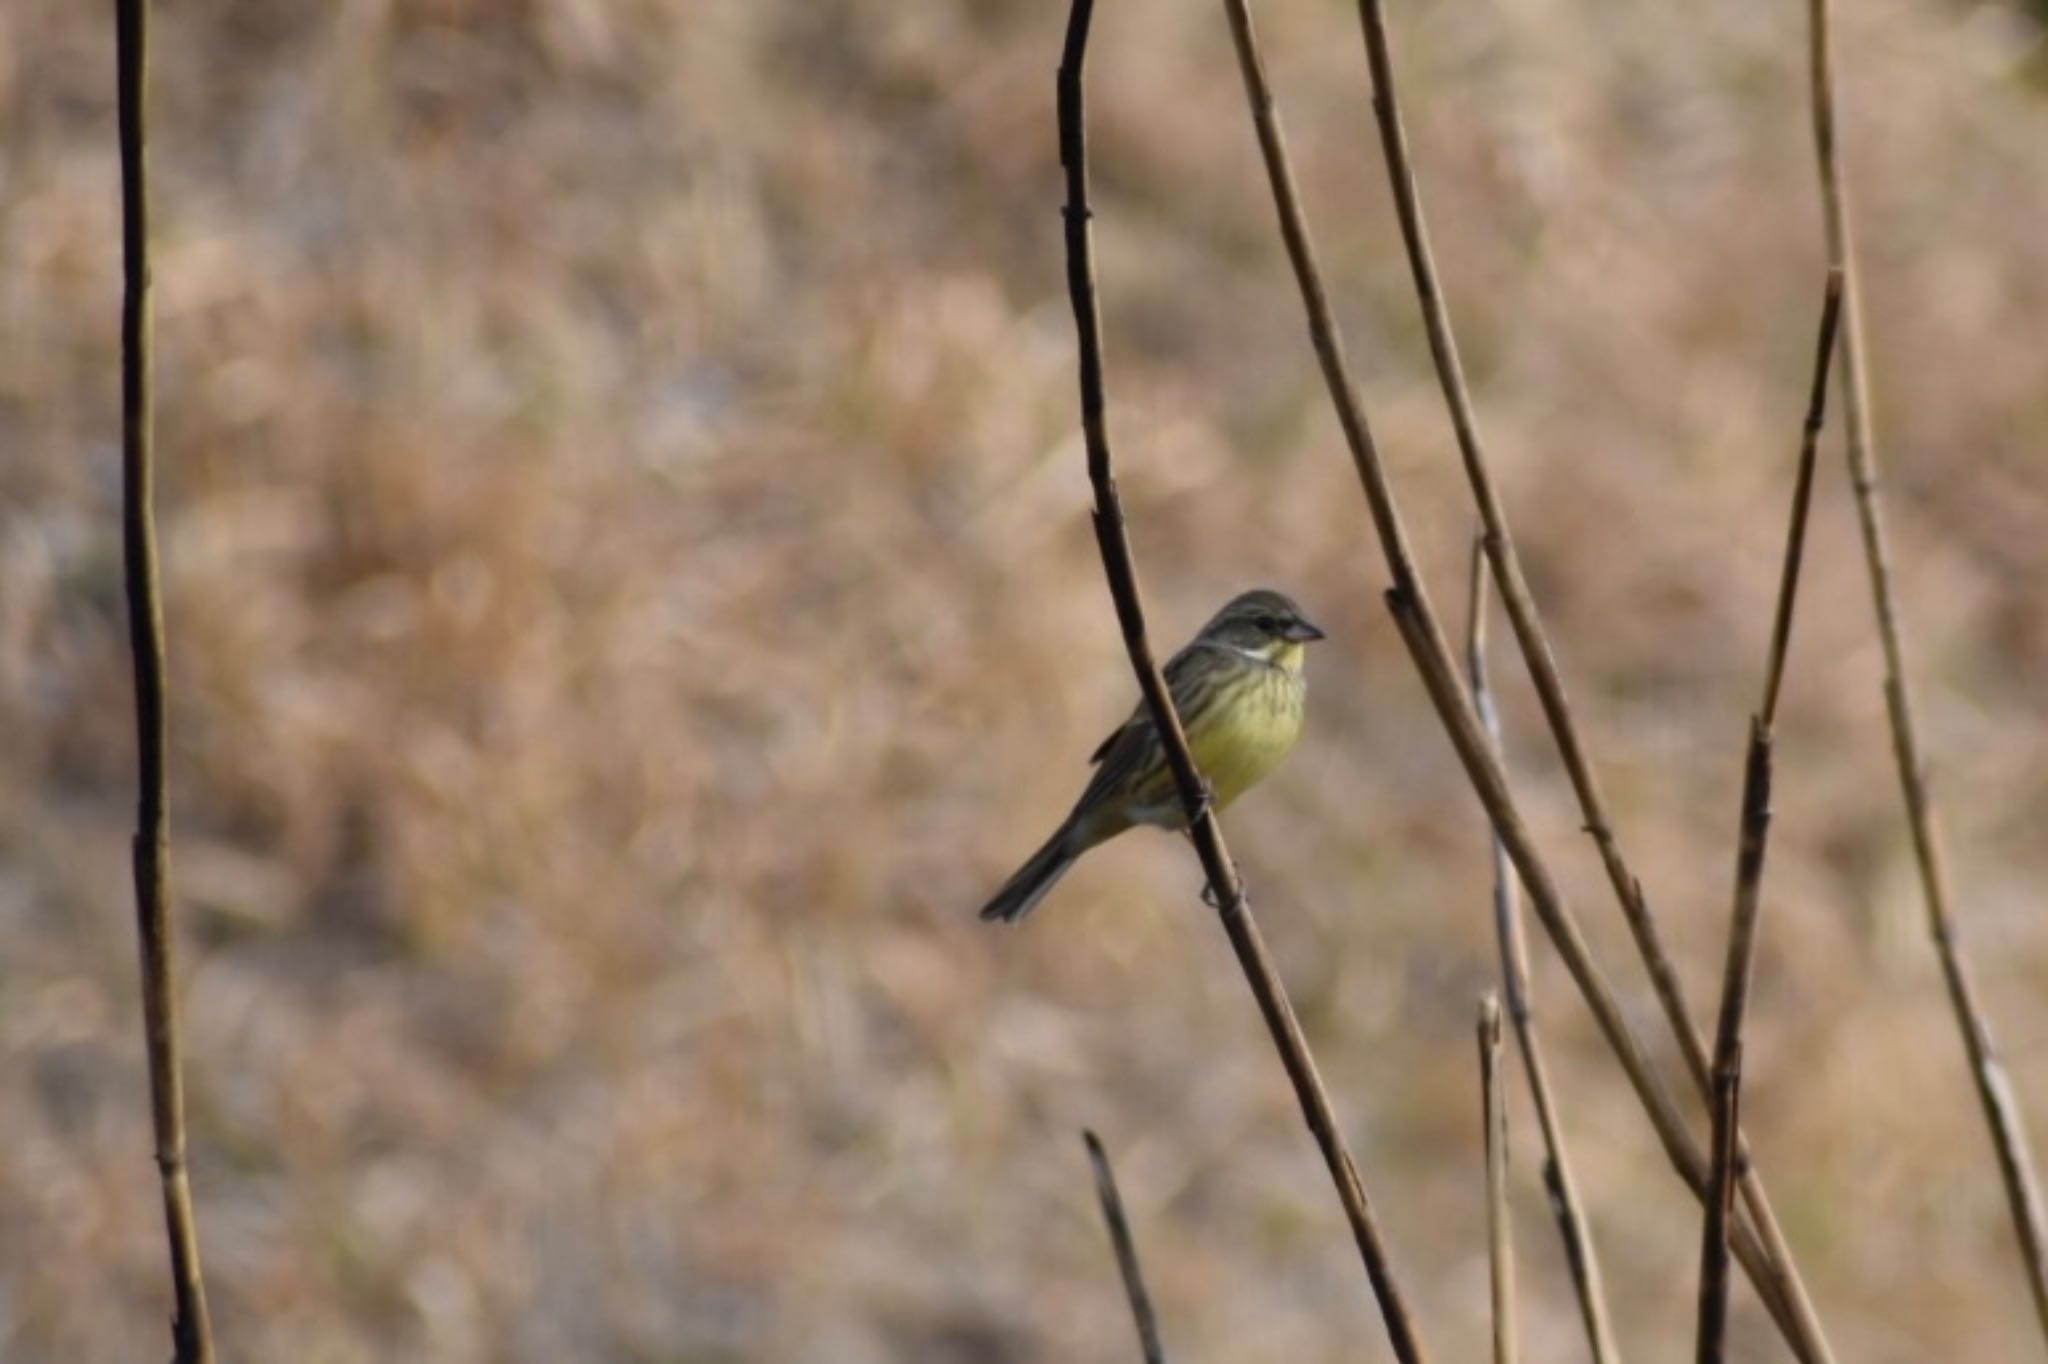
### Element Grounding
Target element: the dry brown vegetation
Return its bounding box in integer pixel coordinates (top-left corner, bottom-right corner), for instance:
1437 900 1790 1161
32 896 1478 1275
7 0 2048 1359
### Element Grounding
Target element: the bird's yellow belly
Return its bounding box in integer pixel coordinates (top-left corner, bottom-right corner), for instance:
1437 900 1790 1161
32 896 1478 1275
1185 674 1305 811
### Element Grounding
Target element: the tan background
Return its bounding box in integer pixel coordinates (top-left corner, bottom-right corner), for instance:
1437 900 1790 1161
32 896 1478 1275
6 0 2048 1359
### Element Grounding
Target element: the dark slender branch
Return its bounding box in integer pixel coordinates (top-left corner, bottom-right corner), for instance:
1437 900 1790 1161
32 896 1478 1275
117 1 215 1360
1083 1131 1168 1364
1807 0 2048 1341
1467 549 1622 1364
1345 2 1838 1357
1761 272 1845 727
1057 8 1428 1359
1697 723 1773 1363
1478 994 1516 1364
1696 1056 1743 1364
1215 0 1809 1350
1699 274 1842 1361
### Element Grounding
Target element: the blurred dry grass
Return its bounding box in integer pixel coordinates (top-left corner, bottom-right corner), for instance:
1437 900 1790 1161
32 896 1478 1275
5 0 2048 1359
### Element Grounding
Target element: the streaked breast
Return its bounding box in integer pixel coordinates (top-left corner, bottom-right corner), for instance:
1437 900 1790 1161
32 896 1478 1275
1188 667 1306 810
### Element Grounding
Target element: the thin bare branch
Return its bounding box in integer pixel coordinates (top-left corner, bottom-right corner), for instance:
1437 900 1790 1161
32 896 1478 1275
1344 1 1844 1355
1216 0 1813 1352
1478 994 1516 1364
1761 271 1846 727
117 1 216 1361
1700 273 1842 1360
1083 1131 1168 1364
1468 550 1621 1364
1807 0 2048 1340
1698 723 1773 1363
1697 1056 1743 1364
1346 0 1718 1128
1057 7 1428 1358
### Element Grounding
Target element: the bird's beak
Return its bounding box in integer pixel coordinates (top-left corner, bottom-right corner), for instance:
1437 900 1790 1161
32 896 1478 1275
1284 617 1327 643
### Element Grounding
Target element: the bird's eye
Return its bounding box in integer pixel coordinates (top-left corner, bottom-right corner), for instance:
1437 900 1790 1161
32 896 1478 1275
1256 614 1281 633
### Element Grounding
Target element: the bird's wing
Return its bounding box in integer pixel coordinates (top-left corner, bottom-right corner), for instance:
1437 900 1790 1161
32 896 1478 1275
1086 636 1206 765
1087 712 1138 765
1075 705 1152 819
1087 702 1151 770
1068 639 1227 825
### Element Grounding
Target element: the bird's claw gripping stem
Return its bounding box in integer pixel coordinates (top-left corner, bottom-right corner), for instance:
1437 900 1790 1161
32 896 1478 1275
1200 875 1245 912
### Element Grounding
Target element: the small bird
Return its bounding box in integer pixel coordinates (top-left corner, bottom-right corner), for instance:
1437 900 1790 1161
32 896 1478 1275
979 588 1326 923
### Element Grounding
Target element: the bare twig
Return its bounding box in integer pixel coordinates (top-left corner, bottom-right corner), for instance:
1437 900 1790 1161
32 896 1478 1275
1699 275 1842 1362
1808 0 2048 1341
1467 551 1621 1364
1697 1057 1743 1364
1344 2 1842 1358
1215 0 1811 1351
1057 7 1428 1358
117 3 216 1362
1478 994 1516 1364
1083 1131 1168 1364
1346 0 1715 1125
1760 271 1847 729
1697 722 1773 1362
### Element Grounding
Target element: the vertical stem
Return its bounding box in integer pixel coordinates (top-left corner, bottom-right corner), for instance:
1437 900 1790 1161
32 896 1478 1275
1057 6 1429 1358
1699 273 1841 1363
1083 1131 1169 1364
1468 551 1623 1364
1696 1058 1743 1364
1345 1 1835 1356
1807 0 2048 1342
1479 995 1517 1364
1696 725 1774 1361
116 1 216 1360
1760 272 1846 728
1215 0 1810 1352
1349 0 1721 1116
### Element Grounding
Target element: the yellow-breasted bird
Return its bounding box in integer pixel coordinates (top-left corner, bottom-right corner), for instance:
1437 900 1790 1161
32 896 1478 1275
979 588 1325 923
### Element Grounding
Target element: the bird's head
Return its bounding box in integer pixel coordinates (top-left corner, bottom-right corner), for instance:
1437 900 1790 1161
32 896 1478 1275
1198 588 1326 673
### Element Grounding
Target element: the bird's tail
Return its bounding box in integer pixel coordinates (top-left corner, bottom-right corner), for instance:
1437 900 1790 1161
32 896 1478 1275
979 822 1082 924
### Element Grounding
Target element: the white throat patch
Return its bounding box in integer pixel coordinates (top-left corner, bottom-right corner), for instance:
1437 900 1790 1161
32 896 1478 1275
1207 641 1281 668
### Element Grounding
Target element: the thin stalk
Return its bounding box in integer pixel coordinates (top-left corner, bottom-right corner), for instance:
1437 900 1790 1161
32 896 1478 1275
1468 549 1621 1364
1697 726 1773 1362
1216 0 1810 1350
1700 272 1842 1361
1347 0 1719 1117
1058 6 1428 1358
1083 1131 1168 1364
1760 271 1846 730
117 0 216 1359
1345 2 1838 1356
1697 1058 1743 1364
1808 0 2048 1342
1479 994 1517 1364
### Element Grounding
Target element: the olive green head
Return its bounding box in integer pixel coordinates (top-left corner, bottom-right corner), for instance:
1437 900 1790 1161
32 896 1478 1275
1195 589 1326 664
